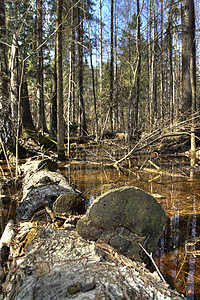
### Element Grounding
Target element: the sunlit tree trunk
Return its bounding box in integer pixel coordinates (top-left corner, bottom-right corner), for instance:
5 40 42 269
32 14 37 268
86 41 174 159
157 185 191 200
181 0 196 166
160 0 164 121
56 0 65 159
78 4 87 135
87 21 98 140
189 0 196 166
9 33 19 134
110 0 114 133
99 0 103 133
114 0 119 131
167 1 174 126
71 0 76 123
0 0 13 151
181 0 192 114
148 0 152 131
36 0 47 133
50 47 57 137
135 0 141 130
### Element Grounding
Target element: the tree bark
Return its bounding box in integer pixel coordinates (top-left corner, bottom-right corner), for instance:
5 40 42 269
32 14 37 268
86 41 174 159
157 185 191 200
56 0 65 160
181 0 192 114
99 0 103 133
50 47 57 137
21 76 35 131
135 0 141 130
78 5 87 136
167 1 174 126
36 0 47 133
109 0 114 133
189 0 196 166
0 0 13 152
9 33 19 135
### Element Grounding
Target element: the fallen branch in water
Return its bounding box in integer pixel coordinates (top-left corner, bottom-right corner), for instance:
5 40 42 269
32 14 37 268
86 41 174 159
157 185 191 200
139 243 167 284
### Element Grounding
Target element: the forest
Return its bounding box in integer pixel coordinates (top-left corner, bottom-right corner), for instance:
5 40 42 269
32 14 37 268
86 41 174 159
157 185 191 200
1 0 200 298
0 0 199 163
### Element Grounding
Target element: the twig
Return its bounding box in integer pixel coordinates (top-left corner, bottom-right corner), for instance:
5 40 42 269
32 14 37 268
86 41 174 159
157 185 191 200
175 253 187 282
148 160 160 170
139 243 167 284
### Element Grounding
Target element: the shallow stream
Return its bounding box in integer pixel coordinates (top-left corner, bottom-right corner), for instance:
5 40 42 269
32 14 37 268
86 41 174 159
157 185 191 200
1 154 200 299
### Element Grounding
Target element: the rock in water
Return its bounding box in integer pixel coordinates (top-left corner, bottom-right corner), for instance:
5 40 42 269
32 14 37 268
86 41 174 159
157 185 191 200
77 186 166 261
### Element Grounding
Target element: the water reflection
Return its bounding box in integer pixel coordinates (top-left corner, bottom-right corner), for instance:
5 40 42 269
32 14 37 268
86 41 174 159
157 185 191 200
60 160 200 298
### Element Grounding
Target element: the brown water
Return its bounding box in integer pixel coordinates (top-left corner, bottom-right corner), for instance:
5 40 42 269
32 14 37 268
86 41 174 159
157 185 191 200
61 158 200 299
1 156 200 298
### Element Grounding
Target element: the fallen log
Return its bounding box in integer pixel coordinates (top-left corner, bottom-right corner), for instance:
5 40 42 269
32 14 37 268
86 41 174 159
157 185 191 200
16 159 85 221
2 223 185 300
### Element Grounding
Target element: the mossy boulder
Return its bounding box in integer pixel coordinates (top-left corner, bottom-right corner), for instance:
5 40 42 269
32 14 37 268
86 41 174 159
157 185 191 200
53 193 86 219
76 186 166 261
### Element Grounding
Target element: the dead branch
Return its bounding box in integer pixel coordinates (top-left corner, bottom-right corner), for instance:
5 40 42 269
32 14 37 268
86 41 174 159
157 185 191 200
116 132 191 165
139 243 167 284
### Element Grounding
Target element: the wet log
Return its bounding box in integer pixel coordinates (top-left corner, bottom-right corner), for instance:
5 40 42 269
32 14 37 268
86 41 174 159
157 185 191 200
16 159 85 221
2 223 185 300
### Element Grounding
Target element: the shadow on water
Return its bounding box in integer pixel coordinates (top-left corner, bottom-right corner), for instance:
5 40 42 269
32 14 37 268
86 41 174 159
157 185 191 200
1 153 200 298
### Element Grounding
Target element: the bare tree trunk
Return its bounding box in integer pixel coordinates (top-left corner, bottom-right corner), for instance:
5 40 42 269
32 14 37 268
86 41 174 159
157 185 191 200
78 5 87 135
99 0 103 133
181 0 192 115
71 6 76 124
160 0 164 121
36 0 47 133
189 0 196 166
50 47 57 137
87 22 98 140
56 0 65 159
167 1 174 127
114 0 119 131
21 74 35 131
0 0 13 151
9 33 19 135
135 0 141 130
110 0 114 133
148 0 152 131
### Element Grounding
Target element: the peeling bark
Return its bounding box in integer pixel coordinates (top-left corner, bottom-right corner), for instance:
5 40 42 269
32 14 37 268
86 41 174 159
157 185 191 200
2 225 185 299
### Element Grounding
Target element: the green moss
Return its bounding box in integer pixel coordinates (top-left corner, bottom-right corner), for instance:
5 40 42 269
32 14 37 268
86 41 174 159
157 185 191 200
67 282 81 294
